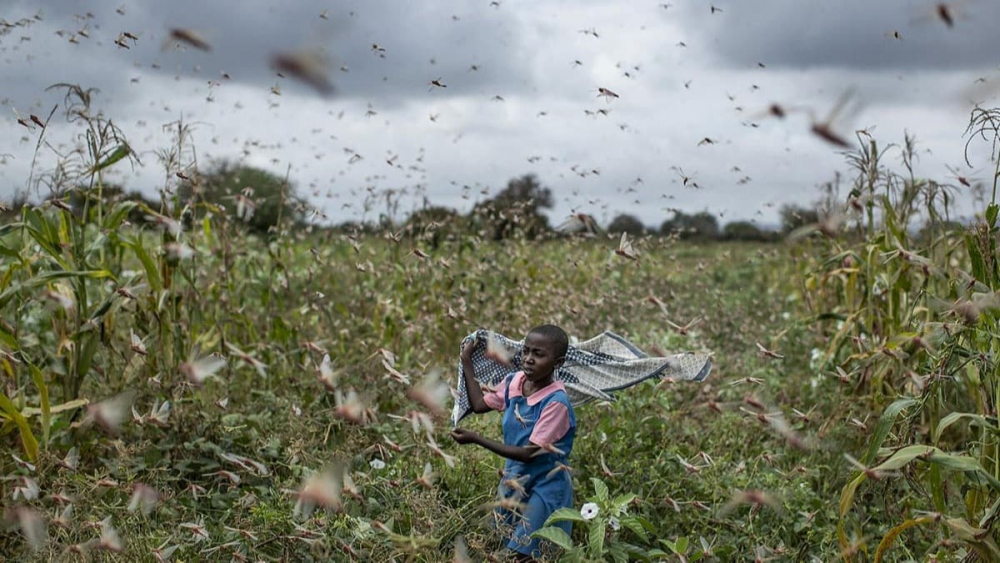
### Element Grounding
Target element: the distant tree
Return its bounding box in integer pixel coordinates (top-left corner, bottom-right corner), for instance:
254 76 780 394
330 220 380 235
403 204 464 249
607 213 647 235
779 204 820 234
722 220 775 242
469 174 553 240
0 191 29 224
177 160 302 234
659 211 719 240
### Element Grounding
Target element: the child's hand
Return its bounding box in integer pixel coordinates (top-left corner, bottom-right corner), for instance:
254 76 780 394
450 427 480 445
460 335 480 362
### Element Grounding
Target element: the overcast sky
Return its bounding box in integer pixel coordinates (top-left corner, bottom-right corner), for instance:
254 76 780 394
2 0 999 229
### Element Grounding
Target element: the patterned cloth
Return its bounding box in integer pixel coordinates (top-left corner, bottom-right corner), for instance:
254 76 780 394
451 329 713 425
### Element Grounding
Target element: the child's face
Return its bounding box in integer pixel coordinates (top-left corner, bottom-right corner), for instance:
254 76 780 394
521 332 564 383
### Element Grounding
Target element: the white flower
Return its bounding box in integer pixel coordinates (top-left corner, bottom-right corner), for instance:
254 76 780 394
581 502 599 520
809 348 823 371
369 458 386 470
608 516 621 531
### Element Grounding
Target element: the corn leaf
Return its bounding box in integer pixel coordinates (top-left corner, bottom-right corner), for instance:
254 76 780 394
22 398 89 416
874 517 935 563
0 322 17 349
104 200 137 231
874 445 1000 492
23 207 69 269
28 363 50 447
966 233 988 285
32 269 116 284
840 472 866 517
123 236 162 292
863 397 919 465
89 143 131 174
0 391 39 461
933 412 995 444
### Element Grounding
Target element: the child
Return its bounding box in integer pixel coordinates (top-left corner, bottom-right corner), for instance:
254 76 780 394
451 324 576 561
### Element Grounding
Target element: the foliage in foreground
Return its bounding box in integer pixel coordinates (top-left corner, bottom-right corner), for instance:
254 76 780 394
1 86 997 562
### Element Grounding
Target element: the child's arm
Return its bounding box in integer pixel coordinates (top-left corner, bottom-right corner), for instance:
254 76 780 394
461 336 492 414
450 428 540 464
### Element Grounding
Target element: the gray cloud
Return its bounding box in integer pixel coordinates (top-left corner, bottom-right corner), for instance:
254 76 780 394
676 0 1000 70
0 0 992 229
5 0 533 104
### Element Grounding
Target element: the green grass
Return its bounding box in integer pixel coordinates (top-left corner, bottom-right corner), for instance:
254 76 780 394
1 227 870 561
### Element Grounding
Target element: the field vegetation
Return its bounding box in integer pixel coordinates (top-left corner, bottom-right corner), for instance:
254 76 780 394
2 86 1000 562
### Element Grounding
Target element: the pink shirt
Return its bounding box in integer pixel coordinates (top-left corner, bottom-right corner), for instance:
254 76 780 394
483 372 572 447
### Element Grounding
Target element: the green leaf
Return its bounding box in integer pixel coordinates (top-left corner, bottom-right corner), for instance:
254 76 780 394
530 526 573 551
588 518 605 556
863 397 919 465
674 536 689 554
0 221 23 237
874 517 935 562
881 195 903 241
0 322 17 349
929 463 945 513
934 412 995 444
620 517 648 541
89 143 131 174
873 445 1000 492
28 364 50 448
545 507 586 525
633 516 656 533
612 493 636 511
0 392 39 461
839 472 866 517
967 232 988 284
78 332 99 379
987 203 998 229
0 244 20 258
104 200 137 231
23 207 69 269
607 546 627 563
22 398 88 416
874 445 936 470
123 236 162 293
32 269 117 284
0 270 116 309
591 477 609 502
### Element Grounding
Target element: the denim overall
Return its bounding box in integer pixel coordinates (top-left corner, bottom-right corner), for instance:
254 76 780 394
495 373 577 557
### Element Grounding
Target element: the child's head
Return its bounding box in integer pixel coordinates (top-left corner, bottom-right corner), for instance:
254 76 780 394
522 324 569 382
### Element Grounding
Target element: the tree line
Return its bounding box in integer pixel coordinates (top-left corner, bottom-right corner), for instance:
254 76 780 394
0 161 833 245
